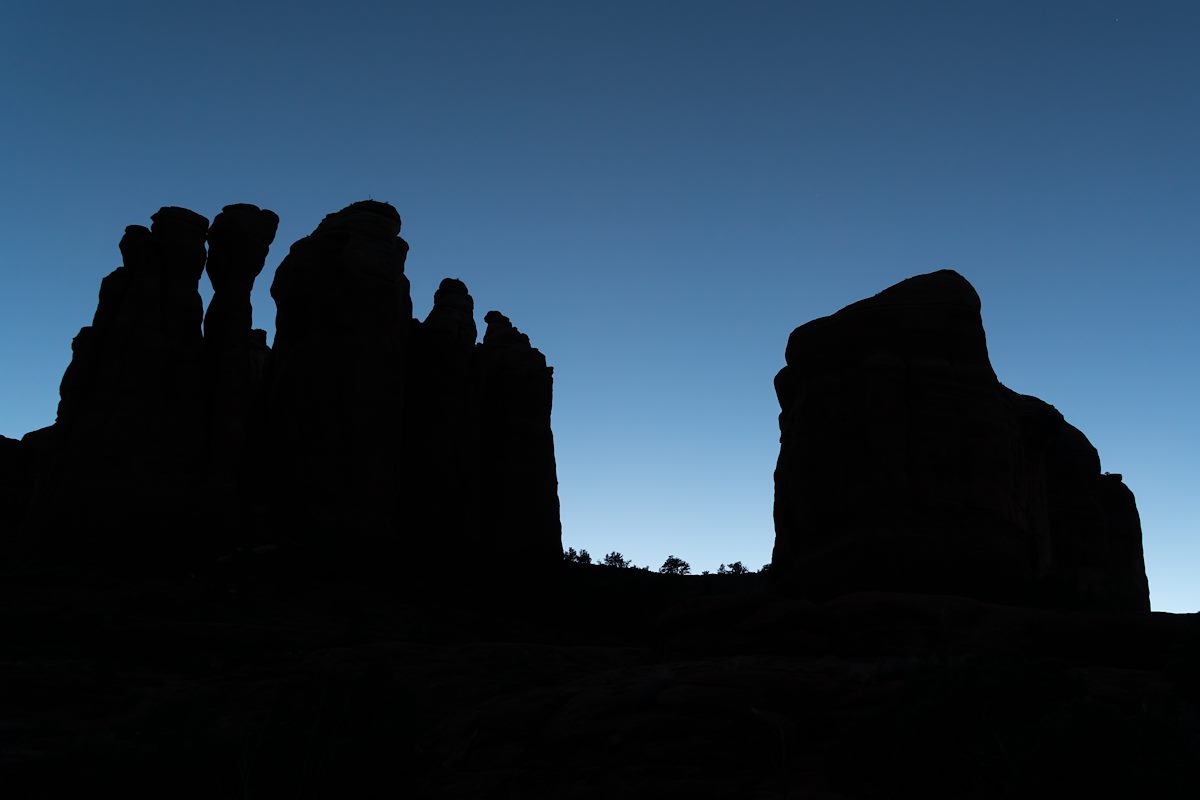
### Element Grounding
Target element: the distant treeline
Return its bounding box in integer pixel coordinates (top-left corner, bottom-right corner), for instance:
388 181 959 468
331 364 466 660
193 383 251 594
563 547 769 576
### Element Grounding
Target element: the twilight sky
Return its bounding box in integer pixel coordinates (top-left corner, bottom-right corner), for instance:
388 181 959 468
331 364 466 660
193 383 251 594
1 1 1196 610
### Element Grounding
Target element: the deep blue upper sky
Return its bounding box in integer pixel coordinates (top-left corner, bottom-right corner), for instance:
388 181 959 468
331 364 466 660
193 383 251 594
2 1 1196 609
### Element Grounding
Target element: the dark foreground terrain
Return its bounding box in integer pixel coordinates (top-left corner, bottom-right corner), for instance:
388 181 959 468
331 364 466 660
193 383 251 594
3 557 1197 799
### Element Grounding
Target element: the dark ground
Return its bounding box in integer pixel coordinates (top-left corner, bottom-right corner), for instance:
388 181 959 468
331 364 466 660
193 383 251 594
2 555 1198 799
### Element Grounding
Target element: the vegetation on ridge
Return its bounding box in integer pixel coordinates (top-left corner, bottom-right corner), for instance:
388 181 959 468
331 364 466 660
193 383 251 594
563 546 768 575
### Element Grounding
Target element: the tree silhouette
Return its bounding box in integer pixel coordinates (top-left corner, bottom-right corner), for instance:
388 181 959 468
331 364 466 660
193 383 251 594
602 551 631 568
563 547 592 565
659 555 691 575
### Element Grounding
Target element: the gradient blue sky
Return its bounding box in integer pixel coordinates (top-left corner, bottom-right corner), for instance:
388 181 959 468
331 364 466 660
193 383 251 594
2 1 1196 609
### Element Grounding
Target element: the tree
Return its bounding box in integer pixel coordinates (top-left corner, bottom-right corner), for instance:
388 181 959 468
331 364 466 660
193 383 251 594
563 547 592 565
658 555 691 575
602 551 631 569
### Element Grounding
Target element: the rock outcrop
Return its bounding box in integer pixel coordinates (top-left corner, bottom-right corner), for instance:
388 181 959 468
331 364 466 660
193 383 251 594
29 208 212 552
6 199 564 575
476 311 563 571
402 285 563 577
772 270 1150 612
263 201 413 543
202 204 279 531
203 204 279 346
255 204 562 574
404 279 482 566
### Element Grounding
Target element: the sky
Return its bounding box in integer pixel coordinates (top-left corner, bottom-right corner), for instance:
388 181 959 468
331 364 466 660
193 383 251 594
1 1 1196 610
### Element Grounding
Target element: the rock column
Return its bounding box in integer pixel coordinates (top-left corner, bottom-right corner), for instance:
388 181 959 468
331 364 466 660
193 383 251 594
404 279 481 564
35 207 211 554
476 310 563 575
264 201 412 545
202 204 279 537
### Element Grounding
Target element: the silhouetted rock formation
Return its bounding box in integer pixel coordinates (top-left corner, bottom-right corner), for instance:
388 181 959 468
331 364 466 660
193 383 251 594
6 199 564 574
403 287 562 577
247 202 563 573
3 210 1195 800
404 279 482 567
263 201 413 542
27 208 212 551
422 277 477 346
477 310 563 571
202 204 279 528
203 204 279 345
772 270 1150 612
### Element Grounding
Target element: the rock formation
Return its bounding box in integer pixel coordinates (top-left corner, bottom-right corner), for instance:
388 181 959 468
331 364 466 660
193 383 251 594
772 270 1150 612
2 218 1191 798
476 311 563 571
27 207 212 552
203 204 279 346
403 279 482 565
402 286 563 576
422 277 477 346
255 204 563 574
2 199 564 575
263 201 413 543
0 435 30 531
202 204 279 530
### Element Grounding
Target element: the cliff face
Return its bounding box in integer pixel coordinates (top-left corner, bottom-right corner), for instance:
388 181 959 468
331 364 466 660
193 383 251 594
8 201 562 573
772 270 1150 612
